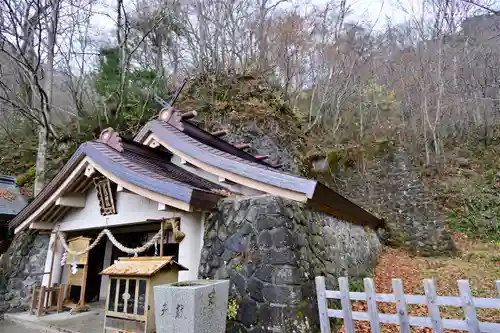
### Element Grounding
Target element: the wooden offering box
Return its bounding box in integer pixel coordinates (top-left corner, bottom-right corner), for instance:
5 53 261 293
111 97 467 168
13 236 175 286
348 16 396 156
64 236 92 313
100 257 187 333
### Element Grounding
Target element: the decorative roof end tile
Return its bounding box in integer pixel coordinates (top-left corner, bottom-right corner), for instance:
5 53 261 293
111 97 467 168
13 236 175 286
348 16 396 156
159 107 184 131
98 127 124 152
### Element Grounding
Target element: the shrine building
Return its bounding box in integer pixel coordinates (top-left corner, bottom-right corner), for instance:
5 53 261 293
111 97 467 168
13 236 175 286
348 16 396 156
8 107 382 304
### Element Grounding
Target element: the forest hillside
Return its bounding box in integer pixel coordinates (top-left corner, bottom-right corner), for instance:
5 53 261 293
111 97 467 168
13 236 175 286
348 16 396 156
0 0 498 311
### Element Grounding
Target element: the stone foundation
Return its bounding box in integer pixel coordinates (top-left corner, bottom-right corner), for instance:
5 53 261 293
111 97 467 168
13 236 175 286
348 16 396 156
0 230 49 315
199 195 382 333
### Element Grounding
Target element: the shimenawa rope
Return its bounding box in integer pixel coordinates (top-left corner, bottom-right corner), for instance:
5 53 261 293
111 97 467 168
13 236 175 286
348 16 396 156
57 229 161 256
56 220 185 256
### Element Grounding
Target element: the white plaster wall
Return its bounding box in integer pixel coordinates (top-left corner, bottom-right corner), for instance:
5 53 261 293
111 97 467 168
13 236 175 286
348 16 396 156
177 211 203 282
58 188 185 231
56 187 203 284
171 155 264 196
61 259 68 287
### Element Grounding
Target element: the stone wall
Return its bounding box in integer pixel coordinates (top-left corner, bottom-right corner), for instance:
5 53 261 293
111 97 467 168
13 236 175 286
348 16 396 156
311 146 456 256
0 230 49 316
199 195 382 333
380 148 456 255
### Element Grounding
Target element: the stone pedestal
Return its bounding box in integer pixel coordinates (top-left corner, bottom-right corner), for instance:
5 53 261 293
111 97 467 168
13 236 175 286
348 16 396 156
154 279 230 333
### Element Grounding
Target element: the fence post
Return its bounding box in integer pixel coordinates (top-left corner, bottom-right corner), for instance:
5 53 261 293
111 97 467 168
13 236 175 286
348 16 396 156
315 276 331 333
392 279 410 333
458 280 480 333
338 277 355 333
496 280 500 298
423 279 443 333
364 278 381 333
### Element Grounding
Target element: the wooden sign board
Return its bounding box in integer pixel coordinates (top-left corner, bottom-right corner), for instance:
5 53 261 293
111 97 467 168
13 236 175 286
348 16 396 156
65 236 91 265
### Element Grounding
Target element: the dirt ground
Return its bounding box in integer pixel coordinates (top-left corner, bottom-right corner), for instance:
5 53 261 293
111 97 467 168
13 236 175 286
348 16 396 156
0 319 52 333
339 232 500 333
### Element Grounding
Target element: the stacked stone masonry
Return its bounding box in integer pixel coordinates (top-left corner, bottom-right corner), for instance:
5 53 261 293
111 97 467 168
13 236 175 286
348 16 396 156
0 231 49 316
325 147 456 256
199 195 382 333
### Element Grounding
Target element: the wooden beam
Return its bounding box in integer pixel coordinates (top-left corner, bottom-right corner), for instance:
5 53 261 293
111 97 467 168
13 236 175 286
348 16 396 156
158 203 168 211
211 130 227 137
181 111 197 120
30 222 54 230
117 185 131 193
235 143 250 150
55 193 86 208
160 220 164 257
87 157 193 212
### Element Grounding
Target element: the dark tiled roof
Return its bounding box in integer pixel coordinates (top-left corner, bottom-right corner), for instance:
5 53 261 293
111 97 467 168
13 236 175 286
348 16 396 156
134 117 383 228
181 121 274 166
121 142 224 191
135 119 275 167
137 120 318 197
9 141 223 230
0 175 27 218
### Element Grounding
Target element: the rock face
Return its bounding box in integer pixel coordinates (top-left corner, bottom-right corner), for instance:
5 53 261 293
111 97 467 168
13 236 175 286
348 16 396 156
199 195 382 333
311 146 456 256
381 148 456 255
0 230 49 316
215 121 301 173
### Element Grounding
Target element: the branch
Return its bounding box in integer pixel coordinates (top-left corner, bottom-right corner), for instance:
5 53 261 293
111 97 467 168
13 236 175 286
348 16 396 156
460 0 500 15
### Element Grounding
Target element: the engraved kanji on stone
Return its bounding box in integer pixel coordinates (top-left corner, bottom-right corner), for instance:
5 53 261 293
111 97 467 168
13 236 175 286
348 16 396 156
208 288 216 306
160 302 168 316
175 304 184 319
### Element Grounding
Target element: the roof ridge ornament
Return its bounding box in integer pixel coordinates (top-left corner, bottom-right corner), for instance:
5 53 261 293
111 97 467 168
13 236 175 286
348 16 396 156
98 127 124 152
159 107 199 131
159 107 184 131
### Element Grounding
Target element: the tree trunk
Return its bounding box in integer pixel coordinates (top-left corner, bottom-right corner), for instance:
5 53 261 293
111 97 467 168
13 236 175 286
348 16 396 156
34 127 48 196
34 0 59 196
197 0 206 72
257 1 267 69
155 37 164 78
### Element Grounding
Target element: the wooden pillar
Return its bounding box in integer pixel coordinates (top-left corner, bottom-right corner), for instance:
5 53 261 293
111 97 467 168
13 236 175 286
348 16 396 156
160 220 165 257
42 233 57 287
47 233 57 287
99 238 113 300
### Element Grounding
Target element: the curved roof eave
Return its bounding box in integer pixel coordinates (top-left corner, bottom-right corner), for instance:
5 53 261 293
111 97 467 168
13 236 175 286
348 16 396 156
138 121 318 198
10 142 221 233
85 144 194 203
134 120 384 229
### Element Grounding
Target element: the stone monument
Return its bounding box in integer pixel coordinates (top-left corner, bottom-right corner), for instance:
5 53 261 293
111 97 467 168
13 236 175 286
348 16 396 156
154 279 230 333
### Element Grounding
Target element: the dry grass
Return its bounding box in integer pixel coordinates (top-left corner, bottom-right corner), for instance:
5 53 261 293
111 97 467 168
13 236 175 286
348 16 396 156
338 233 500 333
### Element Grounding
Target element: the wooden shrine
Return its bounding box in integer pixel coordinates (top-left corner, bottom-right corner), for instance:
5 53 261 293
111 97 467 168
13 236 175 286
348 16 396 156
64 236 92 313
100 256 187 333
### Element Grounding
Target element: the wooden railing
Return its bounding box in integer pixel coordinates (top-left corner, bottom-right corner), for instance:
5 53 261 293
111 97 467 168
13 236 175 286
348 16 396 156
315 276 500 333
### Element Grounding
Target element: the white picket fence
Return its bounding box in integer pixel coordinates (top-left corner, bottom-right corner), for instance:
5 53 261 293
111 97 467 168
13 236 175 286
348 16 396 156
315 276 500 333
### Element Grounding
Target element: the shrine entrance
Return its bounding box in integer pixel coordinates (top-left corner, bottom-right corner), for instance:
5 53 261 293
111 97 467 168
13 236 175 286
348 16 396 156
85 234 106 303
62 221 182 304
